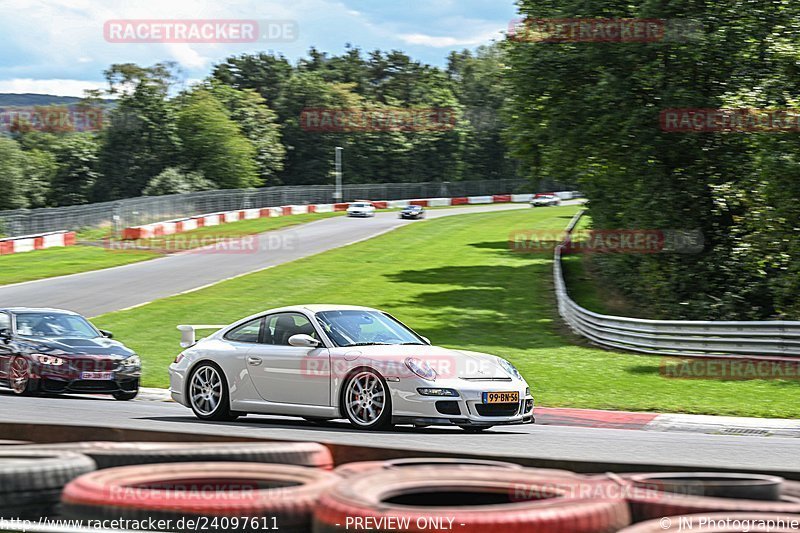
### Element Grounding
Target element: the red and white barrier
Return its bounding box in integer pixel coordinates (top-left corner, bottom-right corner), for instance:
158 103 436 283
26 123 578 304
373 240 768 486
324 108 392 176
0 230 77 256
120 192 578 241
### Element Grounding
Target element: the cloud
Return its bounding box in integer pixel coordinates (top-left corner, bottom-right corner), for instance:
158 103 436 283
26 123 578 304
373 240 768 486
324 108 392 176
0 78 108 97
398 30 502 48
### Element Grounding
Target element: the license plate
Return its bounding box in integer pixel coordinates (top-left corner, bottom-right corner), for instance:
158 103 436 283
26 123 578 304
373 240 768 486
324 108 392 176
482 391 519 404
81 371 114 380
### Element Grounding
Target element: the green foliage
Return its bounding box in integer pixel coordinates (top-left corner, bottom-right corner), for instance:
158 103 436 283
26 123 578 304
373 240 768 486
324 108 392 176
23 149 57 208
0 136 27 210
176 90 259 189
142 167 215 196
49 135 100 206
504 0 800 319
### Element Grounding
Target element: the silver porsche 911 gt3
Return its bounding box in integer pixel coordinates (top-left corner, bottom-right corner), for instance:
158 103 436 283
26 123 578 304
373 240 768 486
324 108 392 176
169 305 534 431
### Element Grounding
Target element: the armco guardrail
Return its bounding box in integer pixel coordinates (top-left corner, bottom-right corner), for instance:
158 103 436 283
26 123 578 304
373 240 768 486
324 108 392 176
554 210 800 357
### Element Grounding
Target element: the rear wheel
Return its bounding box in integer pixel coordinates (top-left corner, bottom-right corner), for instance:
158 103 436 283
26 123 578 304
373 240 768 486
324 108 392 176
9 357 37 395
188 363 238 421
342 370 392 430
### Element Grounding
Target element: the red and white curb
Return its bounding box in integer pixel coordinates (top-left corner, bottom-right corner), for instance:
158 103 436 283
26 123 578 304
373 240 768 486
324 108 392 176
0 230 77 256
536 407 800 438
121 192 579 241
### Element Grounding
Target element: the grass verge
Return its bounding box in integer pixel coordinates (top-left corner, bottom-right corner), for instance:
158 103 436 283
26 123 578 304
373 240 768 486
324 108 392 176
94 206 800 418
0 246 158 286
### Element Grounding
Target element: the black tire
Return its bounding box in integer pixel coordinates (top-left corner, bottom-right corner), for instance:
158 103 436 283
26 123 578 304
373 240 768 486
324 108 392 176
112 381 139 401
187 362 237 421
11 441 334 470
341 369 393 431
0 451 96 518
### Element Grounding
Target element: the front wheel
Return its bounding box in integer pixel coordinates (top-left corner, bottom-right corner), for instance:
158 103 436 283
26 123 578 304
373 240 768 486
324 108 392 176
113 382 139 401
188 363 238 421
342 370 392 430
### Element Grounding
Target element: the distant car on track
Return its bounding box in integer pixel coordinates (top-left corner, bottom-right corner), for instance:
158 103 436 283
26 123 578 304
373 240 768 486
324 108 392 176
0 308 140 400
347 201 376 217
399 205 425 219
170 305 534 431
531 194 561 207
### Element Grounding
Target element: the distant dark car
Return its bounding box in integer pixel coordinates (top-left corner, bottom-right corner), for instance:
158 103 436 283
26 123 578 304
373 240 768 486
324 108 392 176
400 205 426 219
0 308 141 400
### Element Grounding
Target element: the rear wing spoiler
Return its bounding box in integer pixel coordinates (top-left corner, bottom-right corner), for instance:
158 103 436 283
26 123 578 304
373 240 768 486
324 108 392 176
177 324 226 348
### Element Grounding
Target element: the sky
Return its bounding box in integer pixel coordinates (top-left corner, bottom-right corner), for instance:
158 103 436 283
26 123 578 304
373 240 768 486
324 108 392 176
0 0 519 97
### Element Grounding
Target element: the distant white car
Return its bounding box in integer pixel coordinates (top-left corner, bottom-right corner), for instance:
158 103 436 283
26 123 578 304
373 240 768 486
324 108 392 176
531 194 561 207
169 305 534 431
347 201 376 217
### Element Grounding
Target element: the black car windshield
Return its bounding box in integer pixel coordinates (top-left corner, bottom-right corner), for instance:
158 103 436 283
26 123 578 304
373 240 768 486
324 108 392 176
14 312 100 338
315 310 424 347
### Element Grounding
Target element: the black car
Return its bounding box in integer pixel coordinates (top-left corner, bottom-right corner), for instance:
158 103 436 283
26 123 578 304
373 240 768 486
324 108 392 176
0 308 141 400
400 205 426 219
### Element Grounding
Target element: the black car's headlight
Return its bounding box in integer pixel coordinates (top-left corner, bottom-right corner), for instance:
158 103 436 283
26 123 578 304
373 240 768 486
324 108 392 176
497 358 523 380
121 355 141 368
35 355 64 366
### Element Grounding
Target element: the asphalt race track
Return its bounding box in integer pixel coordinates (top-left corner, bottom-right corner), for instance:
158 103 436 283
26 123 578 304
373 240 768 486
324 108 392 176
0 203 535 317
1 391 799 475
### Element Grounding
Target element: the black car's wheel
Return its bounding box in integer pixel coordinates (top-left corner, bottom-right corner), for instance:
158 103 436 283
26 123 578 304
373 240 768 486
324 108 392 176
188 362 238 421
342 369 393 431
112 381 139 401
9 356 37 395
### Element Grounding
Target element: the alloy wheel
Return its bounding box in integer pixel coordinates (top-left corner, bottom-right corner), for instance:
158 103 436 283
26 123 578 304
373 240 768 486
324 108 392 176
345 371 387 427
189 365 223 416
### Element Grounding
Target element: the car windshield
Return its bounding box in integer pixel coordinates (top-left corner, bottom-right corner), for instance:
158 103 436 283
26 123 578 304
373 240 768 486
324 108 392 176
352 203 369 208
315 310 424 347
14 312 99 338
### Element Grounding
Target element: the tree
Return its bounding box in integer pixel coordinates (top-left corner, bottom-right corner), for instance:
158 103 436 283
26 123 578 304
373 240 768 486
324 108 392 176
0 136 27 210
23 149 57 208
208 83 285 186
49 135 100 206
143 167 214 196
94 63 181 200
176 90 259 189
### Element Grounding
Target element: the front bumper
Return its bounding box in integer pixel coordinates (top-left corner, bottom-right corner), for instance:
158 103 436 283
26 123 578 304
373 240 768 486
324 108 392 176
389 378 534 427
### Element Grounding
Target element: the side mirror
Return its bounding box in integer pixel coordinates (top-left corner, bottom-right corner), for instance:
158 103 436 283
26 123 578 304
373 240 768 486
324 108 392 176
421 336 431 345
288 334 320 348
0 328 10 342
99 329 113 339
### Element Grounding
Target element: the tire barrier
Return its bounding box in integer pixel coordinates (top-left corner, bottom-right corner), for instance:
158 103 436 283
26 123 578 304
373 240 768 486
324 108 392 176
0 451 95 519
11 441 333 470
61 462 340 533
619 513 800 532
333 457 581 478
314 466 631 532
611 472 800 522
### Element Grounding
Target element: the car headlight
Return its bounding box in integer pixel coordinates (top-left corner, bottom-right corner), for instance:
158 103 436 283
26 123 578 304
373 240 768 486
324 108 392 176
36 355 64 366
405 357 437 381
498 358 523 380
121 355 141 368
